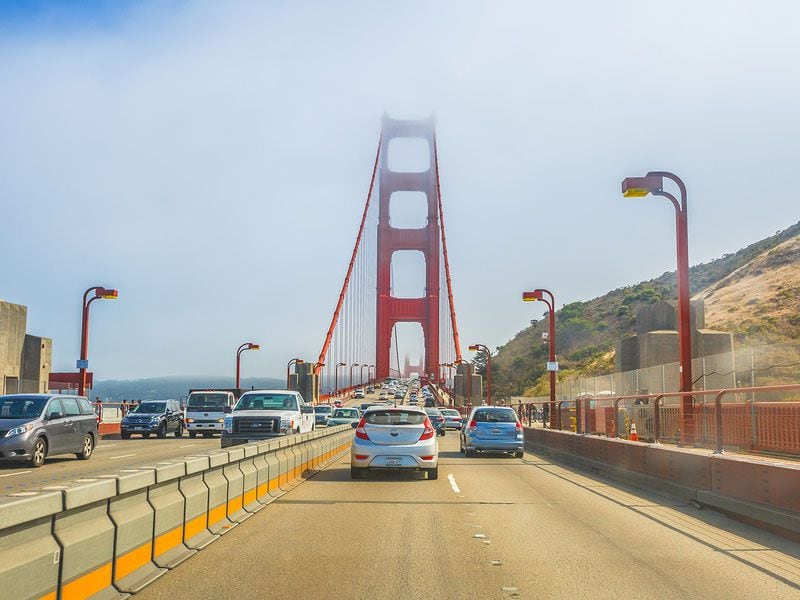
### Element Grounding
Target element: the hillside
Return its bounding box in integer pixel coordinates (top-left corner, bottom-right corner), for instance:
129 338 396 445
91 375 284 402
490 222 800 397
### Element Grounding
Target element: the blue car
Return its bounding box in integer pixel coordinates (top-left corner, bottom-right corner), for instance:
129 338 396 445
460 406 523 457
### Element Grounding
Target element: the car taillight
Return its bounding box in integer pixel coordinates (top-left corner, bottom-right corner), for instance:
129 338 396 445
515 421 523 432
419 419 435 440
468 420 477 429
354 418 369 440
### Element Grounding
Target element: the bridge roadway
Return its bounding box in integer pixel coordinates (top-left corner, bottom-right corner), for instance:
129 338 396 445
134 434 800 600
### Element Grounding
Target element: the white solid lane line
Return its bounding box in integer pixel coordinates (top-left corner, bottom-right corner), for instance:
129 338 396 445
179 444 197 448
0 470 32 478
447 473 461 494
108 453 138 460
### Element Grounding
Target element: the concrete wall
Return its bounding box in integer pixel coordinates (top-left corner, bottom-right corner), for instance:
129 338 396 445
20 335 52 393
0 301 27 393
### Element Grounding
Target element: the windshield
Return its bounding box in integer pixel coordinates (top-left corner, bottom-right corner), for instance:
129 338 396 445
473 409 517 423
134 402 166 414
236 394 298 411
187 393 229 410
441 410 461 417
424 408 442 416
0 396 47 419
364 410 426 426
332 409 358 419
315 406 332 414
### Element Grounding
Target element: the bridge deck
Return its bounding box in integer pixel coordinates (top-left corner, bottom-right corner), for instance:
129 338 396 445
135 435 800 600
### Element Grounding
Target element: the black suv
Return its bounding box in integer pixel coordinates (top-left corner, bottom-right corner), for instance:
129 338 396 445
121 399 184 439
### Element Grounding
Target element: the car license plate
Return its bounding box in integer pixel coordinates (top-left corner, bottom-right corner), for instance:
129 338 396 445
386 457 402 468
491 427 501 435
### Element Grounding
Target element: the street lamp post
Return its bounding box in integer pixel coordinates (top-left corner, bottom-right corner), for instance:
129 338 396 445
360 364 368 386
468 344 492 405
622 172 694 443
286 358 304 389
334 362 346 396
368 364 375 384
350 363 361 389
236 342 260 389
78 286 119 397
523 289 557 427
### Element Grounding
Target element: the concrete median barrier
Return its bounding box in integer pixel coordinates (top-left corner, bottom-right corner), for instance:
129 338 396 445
101 469 165 594
240 445 262 513
0 425 351 600
46 478 121 600
146 462 196 569
221 447 250 523
0 490 63 600
179 456 218 550
199 451 236 535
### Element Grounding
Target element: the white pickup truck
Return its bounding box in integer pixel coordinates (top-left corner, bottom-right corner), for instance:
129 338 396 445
221 389 315 448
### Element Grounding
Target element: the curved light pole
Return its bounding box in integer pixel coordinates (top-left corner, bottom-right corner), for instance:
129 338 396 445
468 344 492 405
523 289 556 427
312 362 325 402
334 362 346 395
286 358 304 389
236 343 260 389
360 364 369 386
622 171 694 443
78 286 119 397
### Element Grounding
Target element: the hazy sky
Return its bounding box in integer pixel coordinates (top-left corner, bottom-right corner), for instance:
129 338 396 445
1 0 798 380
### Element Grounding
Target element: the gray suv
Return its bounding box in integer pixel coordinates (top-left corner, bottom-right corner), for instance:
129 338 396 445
0 394 99 467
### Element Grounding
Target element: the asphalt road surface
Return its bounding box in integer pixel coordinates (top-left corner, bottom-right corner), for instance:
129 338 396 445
137 433 800 600
0 437 220 493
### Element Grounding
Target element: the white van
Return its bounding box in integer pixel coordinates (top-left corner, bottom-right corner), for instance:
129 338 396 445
184 390 237 438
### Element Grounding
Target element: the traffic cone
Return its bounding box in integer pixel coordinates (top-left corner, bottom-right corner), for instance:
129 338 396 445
629 422 639 442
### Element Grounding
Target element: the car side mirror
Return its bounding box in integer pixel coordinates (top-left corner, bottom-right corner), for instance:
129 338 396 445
48 412 63 420
223 406 232 414
350 421 358 428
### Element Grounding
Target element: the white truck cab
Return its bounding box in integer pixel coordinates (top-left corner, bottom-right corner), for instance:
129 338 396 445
184 390 237 438
221 389 314 448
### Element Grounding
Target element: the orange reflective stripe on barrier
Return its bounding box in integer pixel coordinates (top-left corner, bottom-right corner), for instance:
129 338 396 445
154 525 183 557
61 563 112 600
115 541 152 580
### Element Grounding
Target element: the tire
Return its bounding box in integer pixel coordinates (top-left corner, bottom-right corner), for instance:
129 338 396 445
514 451 524 459
76 434 94 460
142 432 151 439
174 424 183 438
120 432 131 440
188 431 197 439
350 467 366 479
203 433 212 438
426 465 439 480
465 448 475 457
30 437 47 468
156 424 167 439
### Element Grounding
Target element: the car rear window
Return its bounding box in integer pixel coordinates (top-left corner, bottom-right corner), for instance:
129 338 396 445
473 409 516 423
364 410 426 425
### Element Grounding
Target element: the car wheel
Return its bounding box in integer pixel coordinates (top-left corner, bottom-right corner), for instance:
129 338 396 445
156 424 167 439
465 448 475 457
142 432 150 439
426 466 439 480
30 437 47 468
350 467 366 479
514 451 524 458
76 434 94 460
202 433 212 438
188 431 197 439
174 424 183 438
120 432 131 440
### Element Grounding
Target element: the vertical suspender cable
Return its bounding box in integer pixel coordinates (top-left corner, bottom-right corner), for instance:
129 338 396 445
316 136 382 371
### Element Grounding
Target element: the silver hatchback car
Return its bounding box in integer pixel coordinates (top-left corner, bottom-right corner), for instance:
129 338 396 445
350 406 439 480
0 394 99 467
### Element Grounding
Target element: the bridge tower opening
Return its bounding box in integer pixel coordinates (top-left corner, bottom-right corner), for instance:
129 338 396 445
376 115 440 380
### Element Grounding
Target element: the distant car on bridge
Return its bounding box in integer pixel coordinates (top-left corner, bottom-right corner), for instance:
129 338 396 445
460 406 524 458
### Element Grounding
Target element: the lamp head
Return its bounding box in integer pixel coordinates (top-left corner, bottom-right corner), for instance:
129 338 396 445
621 174 663 198
522 290 544 302
96 288 118 299
248 343 260 350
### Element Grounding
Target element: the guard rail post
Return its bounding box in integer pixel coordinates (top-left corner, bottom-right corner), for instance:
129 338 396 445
220 447 250 523
179 456 218 549
146 462 196 569
240 445 262 513
197 451 236 535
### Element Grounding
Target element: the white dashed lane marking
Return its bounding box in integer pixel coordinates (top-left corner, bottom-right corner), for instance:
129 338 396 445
0 470 31 478
447 473 461 494
108 453 138 460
